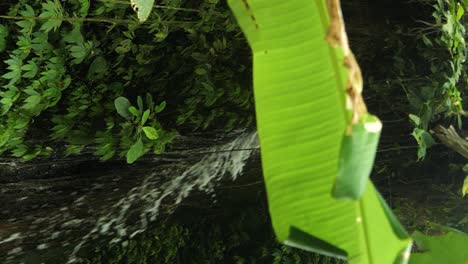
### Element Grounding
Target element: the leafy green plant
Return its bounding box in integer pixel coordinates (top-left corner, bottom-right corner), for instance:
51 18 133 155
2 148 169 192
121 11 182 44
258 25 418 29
112 95 170 163
406 0 467 160
0 0 254 162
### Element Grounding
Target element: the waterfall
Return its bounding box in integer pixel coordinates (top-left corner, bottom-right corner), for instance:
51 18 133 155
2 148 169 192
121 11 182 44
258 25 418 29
59 131 257 262
0 130 260 263
1 131 259 263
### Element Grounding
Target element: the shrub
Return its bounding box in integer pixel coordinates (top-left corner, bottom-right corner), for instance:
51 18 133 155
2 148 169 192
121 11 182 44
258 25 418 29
0 0 253 162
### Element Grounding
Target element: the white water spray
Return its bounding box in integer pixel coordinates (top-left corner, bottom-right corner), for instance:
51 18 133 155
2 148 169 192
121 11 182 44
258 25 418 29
65 131 259 263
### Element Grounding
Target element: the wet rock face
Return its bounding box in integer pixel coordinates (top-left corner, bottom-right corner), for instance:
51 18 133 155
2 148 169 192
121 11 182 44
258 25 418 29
0 131 260 263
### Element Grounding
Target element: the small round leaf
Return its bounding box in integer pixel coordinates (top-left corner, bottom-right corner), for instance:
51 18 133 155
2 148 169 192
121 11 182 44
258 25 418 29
114 97 132 119
142 126 159 140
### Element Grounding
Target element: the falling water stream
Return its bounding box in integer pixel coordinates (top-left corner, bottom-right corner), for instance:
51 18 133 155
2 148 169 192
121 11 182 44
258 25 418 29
0 131 259 263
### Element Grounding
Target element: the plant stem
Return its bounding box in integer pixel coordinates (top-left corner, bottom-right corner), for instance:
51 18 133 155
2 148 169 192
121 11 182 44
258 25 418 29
0 15 126 24
99 0 201 12
0 15 198 25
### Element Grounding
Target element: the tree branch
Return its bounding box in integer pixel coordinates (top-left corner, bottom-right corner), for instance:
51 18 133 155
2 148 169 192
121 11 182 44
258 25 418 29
432 125 468 159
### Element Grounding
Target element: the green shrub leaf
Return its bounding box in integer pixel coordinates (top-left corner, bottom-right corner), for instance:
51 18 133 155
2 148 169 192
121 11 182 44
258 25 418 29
155 101 166 113
39 0 63 32
114 97 132 120
130 0 155 22
462 176 468 197
22 95 42 110
137 96 144 111
126 138 144 164
141 109 150 126
129 106 140 118
0 24 8 52
142 126 158 140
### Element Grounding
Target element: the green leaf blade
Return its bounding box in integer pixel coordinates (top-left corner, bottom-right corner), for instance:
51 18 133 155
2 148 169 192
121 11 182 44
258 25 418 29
142 126 159 140
410 230 468 264
154 101 166 113
126 139 144 164
114 97 132 119
228 1 412 263
141 110 150 126
333 116 382 200
130 0 155 22
463 176 468 197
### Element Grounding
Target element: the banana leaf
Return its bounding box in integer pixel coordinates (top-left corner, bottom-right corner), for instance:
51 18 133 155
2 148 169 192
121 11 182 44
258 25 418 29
410 230 468 264
228 0 412 263
333 114 382 200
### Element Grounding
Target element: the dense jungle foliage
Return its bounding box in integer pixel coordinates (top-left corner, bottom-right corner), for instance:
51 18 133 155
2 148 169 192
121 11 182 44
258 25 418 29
1 0 468 263
0 0 254 163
